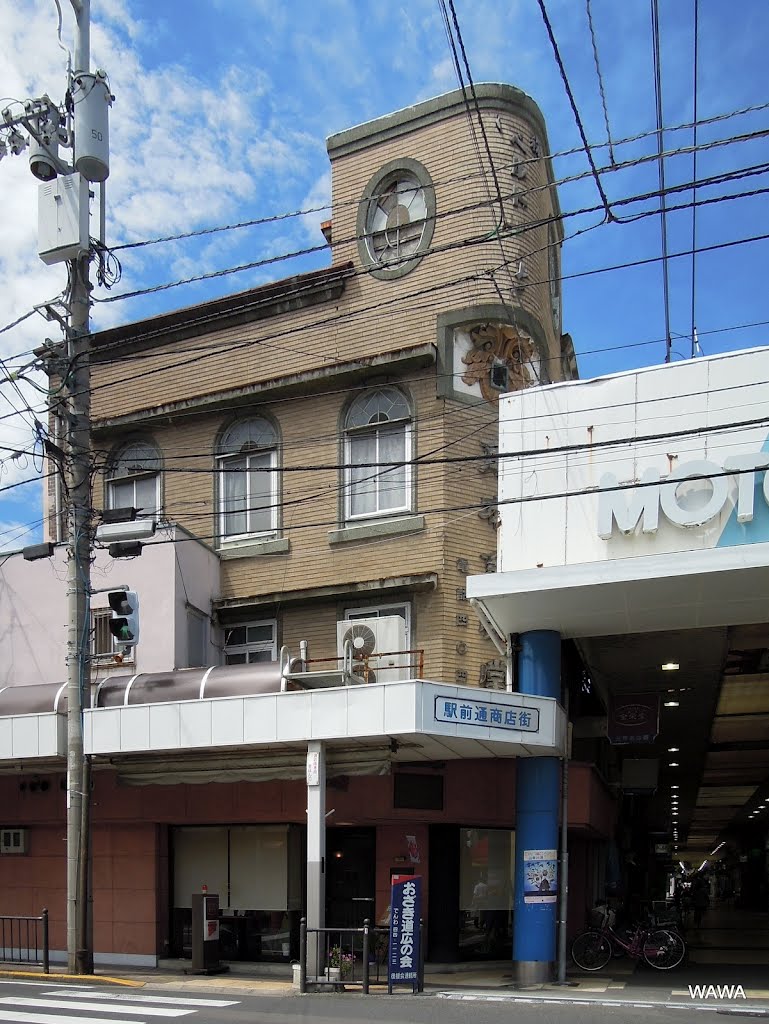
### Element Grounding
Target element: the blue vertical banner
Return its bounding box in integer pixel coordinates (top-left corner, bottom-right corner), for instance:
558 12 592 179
389 875 422 986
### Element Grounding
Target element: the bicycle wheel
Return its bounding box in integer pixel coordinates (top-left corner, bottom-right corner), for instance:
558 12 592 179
642 928 686 969
571 929 612 971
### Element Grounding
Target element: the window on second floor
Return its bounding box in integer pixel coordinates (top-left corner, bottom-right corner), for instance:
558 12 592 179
343 388 412 521
91 608 133 665
106 440 161 519
217 418 278 542
223 619 277 665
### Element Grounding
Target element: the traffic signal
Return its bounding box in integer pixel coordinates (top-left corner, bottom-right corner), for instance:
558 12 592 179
107 590 139 648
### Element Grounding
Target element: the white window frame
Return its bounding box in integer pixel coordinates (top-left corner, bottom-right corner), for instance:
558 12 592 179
343 389 412 523
91 608 133 666
344 602 412 650
106 441 162 521
222 619 278 665
217 419 279 544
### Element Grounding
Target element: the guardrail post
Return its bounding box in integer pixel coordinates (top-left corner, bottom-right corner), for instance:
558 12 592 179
42 909 49 974
299 917 307 993
362 918 370 994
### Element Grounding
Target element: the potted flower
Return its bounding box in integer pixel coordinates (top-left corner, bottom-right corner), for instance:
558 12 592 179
340 951 354 980
326 945 342 982
328 945 354 981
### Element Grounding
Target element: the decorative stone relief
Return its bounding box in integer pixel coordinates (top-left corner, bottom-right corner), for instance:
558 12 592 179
478 502 500 529
478 441 499 475
480 659 507 689
460 322 537 403
480 552 497 573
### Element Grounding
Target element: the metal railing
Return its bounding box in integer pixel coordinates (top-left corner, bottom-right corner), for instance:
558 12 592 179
298 917 423 994
0 909 49 973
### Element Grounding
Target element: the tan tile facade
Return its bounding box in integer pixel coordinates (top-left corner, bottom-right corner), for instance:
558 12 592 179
68 84 572 688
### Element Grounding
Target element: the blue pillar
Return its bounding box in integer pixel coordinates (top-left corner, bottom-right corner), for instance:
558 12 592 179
513 630 561 985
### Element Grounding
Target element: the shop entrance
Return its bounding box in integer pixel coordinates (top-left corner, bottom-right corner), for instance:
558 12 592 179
326 827 376 928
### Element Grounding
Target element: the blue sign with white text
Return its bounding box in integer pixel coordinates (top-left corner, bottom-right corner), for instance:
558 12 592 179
434 695 540 732
389 876 422 986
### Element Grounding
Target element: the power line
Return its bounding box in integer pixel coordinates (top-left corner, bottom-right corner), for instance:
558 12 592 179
440 0 541 382
89 125 769 307
106 453 769 556
650 0 673 362
90 379 769 475
98 99 769 259
1 118 766 362
690 0 700 358
586 0 615 166
536 0 614 221
46 218 769 418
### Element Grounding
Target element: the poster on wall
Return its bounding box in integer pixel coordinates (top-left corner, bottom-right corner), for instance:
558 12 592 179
389 875 422 987
204 894 220 940
523 849 558 904
406 834 421 864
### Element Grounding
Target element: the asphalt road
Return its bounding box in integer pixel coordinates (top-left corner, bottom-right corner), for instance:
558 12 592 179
1 978 766 1024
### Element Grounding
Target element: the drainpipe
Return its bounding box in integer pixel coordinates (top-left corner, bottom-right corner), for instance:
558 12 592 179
556 687 570 983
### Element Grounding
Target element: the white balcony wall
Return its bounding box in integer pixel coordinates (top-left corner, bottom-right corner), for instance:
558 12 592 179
0 526 220 689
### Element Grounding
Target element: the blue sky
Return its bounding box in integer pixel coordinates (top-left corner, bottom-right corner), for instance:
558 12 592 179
0 0 767 548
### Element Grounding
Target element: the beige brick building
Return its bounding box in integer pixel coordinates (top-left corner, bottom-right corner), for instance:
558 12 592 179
6 83 585 967
50 83 575 688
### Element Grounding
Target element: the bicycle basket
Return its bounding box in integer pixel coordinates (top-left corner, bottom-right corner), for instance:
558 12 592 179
589 905 615 928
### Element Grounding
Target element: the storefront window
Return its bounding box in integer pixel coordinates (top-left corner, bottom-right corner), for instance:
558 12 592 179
459 828 515 959
171 824 301 961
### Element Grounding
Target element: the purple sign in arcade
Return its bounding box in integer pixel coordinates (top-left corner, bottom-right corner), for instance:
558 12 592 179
389 875 422 987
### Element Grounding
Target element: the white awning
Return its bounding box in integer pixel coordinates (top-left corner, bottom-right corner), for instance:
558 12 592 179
83 679 566 763
467 541 769 640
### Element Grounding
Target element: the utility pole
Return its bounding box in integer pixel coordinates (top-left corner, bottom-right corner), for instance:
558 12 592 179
1 0 112 974
65 0 96 976
1 0 110 974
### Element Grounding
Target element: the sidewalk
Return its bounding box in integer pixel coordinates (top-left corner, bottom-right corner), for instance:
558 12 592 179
424 960 769 1012
2 958 768 1011
3 954 765 1011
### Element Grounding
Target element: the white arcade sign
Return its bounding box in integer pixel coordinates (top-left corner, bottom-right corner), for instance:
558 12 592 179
597 454 769 538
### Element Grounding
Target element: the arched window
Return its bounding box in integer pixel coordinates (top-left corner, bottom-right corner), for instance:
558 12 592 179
343 388 412 520
106 440 161 519
216 418 278 541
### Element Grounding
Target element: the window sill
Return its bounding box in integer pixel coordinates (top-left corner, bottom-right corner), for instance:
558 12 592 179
328 515 425 546
219 537 290 559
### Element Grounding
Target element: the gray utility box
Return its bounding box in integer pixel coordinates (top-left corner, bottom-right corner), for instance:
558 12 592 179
38 173 89 265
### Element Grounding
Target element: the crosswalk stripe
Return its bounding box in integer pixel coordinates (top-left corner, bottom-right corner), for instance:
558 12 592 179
0 998 191 1018
42 991 239 1008
0 982 95 989
0 1013 143 1024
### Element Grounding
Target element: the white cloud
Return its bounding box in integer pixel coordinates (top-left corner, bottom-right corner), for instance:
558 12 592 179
300 170 332 246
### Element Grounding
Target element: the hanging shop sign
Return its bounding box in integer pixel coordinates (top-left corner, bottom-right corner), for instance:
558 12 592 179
608 693 660 744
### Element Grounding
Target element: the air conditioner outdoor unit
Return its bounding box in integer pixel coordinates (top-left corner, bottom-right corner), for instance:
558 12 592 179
0 828 28 854
336 615 409 684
